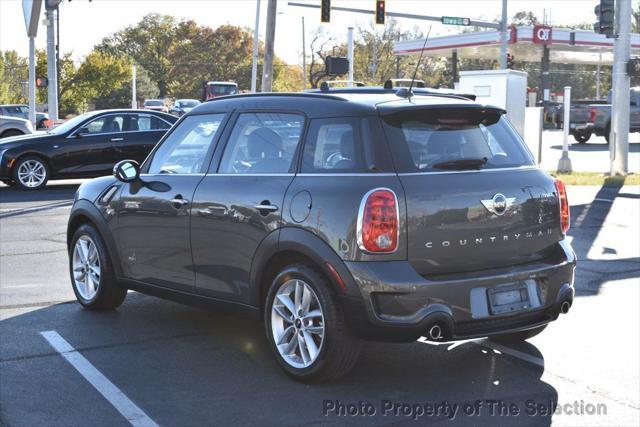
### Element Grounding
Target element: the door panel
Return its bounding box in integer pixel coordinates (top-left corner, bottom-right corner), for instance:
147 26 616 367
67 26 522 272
191 111 305 303
116 176 203 290
191 176 293 301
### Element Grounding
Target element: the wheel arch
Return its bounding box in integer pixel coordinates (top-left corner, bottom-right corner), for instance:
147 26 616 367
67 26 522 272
249 227 359 311
67 200 124 279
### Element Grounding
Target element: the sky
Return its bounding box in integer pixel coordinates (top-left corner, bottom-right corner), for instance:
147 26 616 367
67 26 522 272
0 0 612 65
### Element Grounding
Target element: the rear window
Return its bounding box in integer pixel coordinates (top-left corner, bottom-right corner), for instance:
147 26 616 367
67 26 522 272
382 109 534 173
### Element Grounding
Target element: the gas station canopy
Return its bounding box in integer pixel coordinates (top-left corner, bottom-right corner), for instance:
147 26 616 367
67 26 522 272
394 26 640 65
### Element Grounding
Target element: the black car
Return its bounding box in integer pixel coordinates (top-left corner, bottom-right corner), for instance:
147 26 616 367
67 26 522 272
0 109 176 190
66 90 575 382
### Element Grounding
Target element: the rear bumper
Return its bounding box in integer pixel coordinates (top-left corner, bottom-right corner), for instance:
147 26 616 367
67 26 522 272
340 240 576 342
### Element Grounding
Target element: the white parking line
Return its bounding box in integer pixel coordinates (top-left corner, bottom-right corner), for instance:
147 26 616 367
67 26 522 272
474 339 545 368
40 330 159 427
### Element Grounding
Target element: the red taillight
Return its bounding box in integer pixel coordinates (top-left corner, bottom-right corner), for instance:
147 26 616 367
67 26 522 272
588 108 597 123
358 188 399 253
554 179 570 234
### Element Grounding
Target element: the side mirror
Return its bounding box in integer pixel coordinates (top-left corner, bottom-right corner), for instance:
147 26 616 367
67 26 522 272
113 160 140 183
76 127 90 138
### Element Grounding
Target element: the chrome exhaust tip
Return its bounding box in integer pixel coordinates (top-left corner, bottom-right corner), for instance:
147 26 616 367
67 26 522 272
560 301 571 314
428 324 443 341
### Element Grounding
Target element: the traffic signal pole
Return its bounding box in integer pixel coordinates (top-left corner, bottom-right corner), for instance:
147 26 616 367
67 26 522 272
499 0 508 69
261 0 277 92
45 3 59 120
610 0 631 175
28 37 36 127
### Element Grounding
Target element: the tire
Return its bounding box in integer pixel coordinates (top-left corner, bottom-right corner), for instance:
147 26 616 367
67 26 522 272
265 264 362 383
573 131 591 144
488 325 547 344
0 130 24 138
69 224 127 311
12 156 49 190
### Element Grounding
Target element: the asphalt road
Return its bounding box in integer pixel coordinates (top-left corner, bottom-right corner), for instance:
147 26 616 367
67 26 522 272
0 179 639 427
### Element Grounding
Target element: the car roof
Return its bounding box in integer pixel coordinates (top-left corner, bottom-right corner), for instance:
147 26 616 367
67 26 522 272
191 88 486 119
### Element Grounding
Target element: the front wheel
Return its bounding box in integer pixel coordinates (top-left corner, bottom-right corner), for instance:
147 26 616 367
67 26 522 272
12 156 49 190
69 224 127 310
265 264 361 382
488 325 547 344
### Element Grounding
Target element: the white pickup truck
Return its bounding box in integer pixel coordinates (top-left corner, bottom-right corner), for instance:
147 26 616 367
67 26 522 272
0 115 33 139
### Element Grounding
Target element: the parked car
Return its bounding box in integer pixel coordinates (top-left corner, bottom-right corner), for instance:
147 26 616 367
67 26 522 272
0 109 176 190
0 115 33 139
588 88 640 143
143 99 168 113
0 104 49 129
66 89 575 382
202 81 238 101
556 100 606 143
169 99 200 117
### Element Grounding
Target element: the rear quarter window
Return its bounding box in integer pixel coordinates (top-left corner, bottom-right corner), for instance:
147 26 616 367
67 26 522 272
382 109 534 173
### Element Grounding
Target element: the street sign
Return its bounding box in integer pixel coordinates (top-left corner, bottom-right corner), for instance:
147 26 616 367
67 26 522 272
325 56 349 76
628 58 640 77
441 16 470 26
22 0 43 37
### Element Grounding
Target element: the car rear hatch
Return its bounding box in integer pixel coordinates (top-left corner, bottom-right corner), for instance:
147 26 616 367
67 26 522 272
381 106 564 276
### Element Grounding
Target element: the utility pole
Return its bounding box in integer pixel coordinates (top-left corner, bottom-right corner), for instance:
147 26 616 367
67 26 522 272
499 0 508 69
261 0 277 92
45 1 59 120
29 38 36 126
301 16 306 91
610 0 632 175
251 0 261 93
347 27 354 86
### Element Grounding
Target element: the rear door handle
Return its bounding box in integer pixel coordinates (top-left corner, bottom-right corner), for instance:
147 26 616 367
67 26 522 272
111 138 124 142
170 197 190 208
254 203 278 213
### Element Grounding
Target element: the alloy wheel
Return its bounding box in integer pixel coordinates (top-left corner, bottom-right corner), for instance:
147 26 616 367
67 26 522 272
271 279 325 369
72 235 101 300
17 159 46 188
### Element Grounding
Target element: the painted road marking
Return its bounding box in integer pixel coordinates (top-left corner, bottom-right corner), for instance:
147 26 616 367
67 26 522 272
40 330 159 427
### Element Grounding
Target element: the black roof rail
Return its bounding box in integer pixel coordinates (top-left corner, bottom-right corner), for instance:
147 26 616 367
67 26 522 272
203 92 347 103
305 86 475 102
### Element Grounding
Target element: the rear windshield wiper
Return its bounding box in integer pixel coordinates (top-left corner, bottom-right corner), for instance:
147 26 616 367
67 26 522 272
431 157 488 170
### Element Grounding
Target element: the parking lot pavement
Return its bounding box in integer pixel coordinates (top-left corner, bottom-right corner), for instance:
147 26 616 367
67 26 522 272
1 184 639 426
539 131 640 174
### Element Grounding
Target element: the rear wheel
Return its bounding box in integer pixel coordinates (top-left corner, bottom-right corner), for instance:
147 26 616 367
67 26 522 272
1 130 23 138
573 131 591 144
488 325 547 344
69 224 127 310
12 156 49 190
265 264 361 382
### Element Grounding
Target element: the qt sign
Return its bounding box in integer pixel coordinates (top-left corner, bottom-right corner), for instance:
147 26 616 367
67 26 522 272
533 25 553 45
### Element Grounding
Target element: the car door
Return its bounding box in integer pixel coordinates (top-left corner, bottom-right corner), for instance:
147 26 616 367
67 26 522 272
53 113 127 176
115 113 227 291
118 113 173 164
190 111 305 303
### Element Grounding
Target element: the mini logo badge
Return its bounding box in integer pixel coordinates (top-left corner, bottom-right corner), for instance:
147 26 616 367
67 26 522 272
481 193 516 216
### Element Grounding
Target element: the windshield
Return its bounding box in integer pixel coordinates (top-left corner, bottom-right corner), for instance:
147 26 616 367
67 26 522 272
145 100 164 107
382 109 534 172
208 84 237 96
47 112 94 135
178 100 199 108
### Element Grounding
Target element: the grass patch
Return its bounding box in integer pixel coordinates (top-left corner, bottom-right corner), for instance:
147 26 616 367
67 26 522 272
548 171 640 186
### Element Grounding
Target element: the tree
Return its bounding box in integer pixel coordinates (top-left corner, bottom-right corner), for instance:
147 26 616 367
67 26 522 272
97 14 176 97
0 51 28 104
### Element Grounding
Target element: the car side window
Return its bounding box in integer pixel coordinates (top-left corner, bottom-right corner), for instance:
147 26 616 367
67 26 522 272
301 118 364 173
218 112 304 174
84 115 125 134
128 114 171 132
147 114 225 175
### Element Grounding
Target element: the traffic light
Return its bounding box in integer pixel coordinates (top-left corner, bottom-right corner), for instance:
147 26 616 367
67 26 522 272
321 0 330 23
35 77 48 88
506 53 514 69
375 1 385 25
594 0 615 38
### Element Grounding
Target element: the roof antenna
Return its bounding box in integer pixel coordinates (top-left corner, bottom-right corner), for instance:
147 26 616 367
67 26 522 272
405 26 432 100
